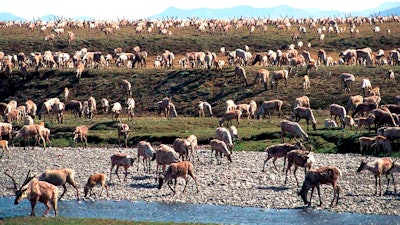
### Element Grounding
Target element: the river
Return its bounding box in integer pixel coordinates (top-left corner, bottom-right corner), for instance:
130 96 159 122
0 197 398 224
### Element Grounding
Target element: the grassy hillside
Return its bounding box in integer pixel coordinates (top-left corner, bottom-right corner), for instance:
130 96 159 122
0 21 399 56
1 64 398 117
0 22 399 156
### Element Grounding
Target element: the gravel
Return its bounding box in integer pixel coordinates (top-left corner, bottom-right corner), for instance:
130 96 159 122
1 146 399 215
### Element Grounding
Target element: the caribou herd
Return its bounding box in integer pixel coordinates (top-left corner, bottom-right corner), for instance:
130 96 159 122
0 15 400 74
1 15 400 216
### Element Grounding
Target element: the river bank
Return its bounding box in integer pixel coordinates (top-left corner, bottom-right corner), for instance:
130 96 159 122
1 146 399 215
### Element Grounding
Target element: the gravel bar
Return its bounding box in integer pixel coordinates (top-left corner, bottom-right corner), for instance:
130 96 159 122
1 146 399 215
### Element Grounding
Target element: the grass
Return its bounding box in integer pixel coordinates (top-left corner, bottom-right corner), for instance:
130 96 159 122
1 21 400 158
8 112 399 157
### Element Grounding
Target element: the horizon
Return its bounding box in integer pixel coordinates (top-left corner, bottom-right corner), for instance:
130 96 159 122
0 0 399 21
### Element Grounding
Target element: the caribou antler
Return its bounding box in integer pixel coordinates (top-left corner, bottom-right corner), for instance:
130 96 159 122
21 170 35 187
4 169 35 191
4 170 18 190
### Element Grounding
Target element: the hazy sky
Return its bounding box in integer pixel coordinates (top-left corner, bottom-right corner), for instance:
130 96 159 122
0 0 398 20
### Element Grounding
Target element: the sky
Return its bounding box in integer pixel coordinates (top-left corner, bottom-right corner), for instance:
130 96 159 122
0 0 398 20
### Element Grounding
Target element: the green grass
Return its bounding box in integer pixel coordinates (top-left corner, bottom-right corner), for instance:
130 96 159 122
9 112 399 157
1 21 400 158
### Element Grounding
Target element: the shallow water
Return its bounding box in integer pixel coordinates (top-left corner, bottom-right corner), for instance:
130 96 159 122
0 197 398 225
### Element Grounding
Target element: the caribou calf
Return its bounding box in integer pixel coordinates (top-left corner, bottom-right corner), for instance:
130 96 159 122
84 173 109 198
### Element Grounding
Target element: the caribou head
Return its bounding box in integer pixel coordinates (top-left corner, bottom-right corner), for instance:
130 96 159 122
4 170 35 205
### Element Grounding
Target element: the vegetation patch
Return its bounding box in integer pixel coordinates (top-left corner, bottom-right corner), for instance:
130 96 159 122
0 22 399 157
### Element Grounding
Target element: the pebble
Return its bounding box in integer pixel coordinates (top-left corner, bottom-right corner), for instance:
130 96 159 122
0 147 398 215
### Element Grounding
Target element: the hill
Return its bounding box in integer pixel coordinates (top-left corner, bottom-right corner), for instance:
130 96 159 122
149 4 400 19
0 12 24 21
0 22 399 113
148 5 340 20
380 6 400 16
0 20 399 155
1 65 397 118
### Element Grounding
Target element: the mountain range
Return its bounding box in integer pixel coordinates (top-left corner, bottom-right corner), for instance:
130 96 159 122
150 3 400 20
1 3 400 21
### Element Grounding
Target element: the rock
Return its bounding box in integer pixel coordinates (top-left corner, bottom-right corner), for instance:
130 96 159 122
0 147 397 215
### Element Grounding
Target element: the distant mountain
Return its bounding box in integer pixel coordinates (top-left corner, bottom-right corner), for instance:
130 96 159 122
150 4 400 20
0 12 24 21
0 12 94 22
353 2 400 16
375 1 400 11
40 14 94 21
39 14 61 21
1 2 400 22
149 5 346 19
72 16 95 21
379 6 400 16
